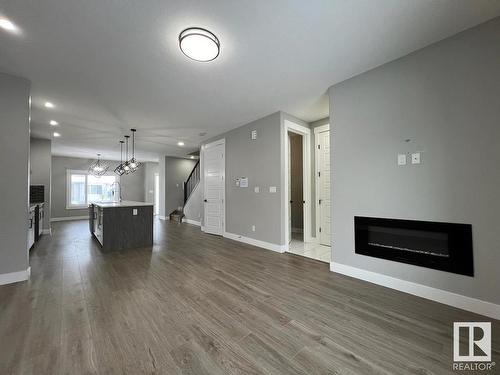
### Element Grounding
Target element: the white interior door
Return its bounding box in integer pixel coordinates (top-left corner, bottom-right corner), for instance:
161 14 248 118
203 141 225 235
318 130 331 246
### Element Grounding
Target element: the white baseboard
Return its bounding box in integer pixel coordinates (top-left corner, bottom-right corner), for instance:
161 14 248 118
42 228 52 235
182 218 201 226
224 232 286 253
0 267 30 285
157 215 168 220
51 216 88 222
330 262 500 320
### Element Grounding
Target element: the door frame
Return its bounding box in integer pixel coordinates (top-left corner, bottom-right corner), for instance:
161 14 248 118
200 138 225 235
283 119 312 250
314 124 330 243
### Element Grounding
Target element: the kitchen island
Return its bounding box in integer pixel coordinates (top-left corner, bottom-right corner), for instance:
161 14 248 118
89 201 153 250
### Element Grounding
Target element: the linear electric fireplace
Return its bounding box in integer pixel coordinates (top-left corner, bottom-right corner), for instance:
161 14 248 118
354 217 473 276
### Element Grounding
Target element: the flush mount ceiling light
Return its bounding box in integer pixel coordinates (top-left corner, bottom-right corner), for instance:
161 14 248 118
177 141 185 146
88 153 109 177
49 120 58 126
179 27 220 62
53 132 60 137
44 102 55 109
0 17 19 34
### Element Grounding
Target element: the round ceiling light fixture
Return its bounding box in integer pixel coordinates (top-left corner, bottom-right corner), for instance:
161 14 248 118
179 27 220 62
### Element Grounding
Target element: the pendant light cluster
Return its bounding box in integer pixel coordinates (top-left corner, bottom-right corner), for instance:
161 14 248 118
114 129 141 176
88 153 109 177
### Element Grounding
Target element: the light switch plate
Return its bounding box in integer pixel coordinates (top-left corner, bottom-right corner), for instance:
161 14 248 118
251 130 257 140
133 209 138 216
269 186 277 193
397 154 407 166
411 152 421 164
254 186 260 193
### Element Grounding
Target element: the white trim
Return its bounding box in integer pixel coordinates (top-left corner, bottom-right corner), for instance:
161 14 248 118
201 138 226 236
51 216 89 222
283 120 313 247
314 124 330 134
157 215 168 220
66 169 119 210
330 262 500 320
224 232 286 253
0 267 30 285
315 123 330 243
42 228 52 235
183 218 201 226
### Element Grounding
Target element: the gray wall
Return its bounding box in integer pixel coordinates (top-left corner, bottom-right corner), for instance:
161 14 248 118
51 156 145 218
164 156 197 216
329 17 500 304
202 112 283 245
30 138 52 230
143 162 159 204
0 73 30 275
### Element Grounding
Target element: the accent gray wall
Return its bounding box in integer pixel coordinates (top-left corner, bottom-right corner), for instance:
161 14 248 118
51 156 145 219
163 157 197 216
0 73 30 275
329 17 500 304
30 138 52 230
202 112 283 245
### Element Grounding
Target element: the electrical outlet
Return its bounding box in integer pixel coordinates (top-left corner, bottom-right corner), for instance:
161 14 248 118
254 186 260 193
133 209 138 216
269 186 277 193
252 225 256 232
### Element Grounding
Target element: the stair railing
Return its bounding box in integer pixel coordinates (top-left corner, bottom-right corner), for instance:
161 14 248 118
184 160 200 204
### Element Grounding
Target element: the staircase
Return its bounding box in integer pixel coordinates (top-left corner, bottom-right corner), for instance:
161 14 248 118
169 161 200 224
169 209 184 223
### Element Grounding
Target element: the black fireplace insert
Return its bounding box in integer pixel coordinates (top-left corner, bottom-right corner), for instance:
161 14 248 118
354 216 473 276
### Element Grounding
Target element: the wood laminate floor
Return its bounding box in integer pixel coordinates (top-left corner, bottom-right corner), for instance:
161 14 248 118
0 219 498 374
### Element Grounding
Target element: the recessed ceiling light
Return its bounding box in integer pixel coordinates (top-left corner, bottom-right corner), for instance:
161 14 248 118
53 132 60 137
0 17 19 34
44 102 55 108
190 155 194 159
179 27 220 62
49 120 58 126
177 141 185 146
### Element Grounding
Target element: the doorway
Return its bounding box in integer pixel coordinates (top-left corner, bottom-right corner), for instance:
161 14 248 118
154 173 160 216
315 124 331 246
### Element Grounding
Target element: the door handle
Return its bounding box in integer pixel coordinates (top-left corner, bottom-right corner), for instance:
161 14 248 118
319 199 322 205
290 200 293 204
204 199 208 203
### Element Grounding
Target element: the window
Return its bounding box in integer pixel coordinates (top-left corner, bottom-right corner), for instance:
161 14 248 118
66 170 118 209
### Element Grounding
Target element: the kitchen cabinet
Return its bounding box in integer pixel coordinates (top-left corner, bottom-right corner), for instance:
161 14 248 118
28 207 35 250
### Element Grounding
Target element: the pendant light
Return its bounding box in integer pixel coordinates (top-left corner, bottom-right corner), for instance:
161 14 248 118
88 153 109 177
122 135 131 174
128 128 141 172
114 140 126 176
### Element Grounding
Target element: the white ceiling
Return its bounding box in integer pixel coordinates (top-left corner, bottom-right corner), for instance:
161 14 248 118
1 1 499 162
